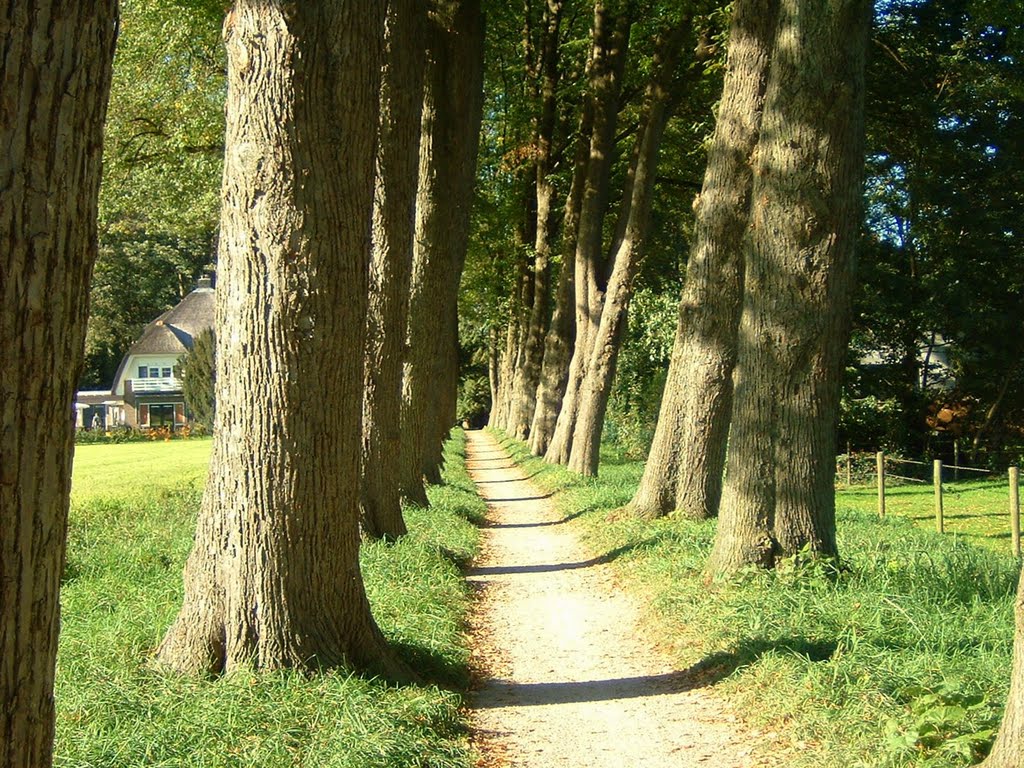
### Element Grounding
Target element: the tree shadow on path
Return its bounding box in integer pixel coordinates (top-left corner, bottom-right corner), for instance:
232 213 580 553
484 509 587 530
466 540 644 576
474 636 836 707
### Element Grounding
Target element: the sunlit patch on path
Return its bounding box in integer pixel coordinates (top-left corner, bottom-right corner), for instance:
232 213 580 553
464 430 770 767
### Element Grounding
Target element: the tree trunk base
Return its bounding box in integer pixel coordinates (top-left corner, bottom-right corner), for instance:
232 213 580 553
625 498 669 521
157 606 421 684
360 500 409 541
401 480 430 509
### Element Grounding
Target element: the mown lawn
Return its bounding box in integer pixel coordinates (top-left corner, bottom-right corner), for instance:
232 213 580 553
72 438 213 501
838 478 1018 556
492 430 1019 768
58 433 483 768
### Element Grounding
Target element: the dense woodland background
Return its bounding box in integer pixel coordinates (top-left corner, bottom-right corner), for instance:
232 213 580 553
5 1 1024 767
86 0 1024 467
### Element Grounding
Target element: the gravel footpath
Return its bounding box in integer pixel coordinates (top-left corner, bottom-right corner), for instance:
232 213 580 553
465 430 772 767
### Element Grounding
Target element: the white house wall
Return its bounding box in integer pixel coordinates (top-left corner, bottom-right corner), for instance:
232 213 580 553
113 354 183 396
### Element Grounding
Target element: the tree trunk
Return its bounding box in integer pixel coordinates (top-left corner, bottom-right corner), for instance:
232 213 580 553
507 0 564 441
0 5 117 765
545 0 631 465
491 255 530 431
982 564 1024 768
628 0 778 520
430 298 462 469
489 313 519 431
488 325 501 414
529 252 577 454
528 88 593 456
400 0 485 500
707 0 870 577
361 0 426 540
157 2 410 679
567 20 687 477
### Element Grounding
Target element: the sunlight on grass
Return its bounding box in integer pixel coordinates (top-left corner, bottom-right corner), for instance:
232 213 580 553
58 432 480 768
72 438 212 502
490 429 1020 768
838 477 1019 555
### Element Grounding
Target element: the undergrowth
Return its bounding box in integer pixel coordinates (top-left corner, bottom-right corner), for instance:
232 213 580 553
56 430 483 768
491 429 1019 768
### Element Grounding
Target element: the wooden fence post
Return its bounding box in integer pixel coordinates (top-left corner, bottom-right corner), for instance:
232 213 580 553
934 459 944 534
1011 466 1020 559
877 451 885 519
846 442 852 487
953 439 960 481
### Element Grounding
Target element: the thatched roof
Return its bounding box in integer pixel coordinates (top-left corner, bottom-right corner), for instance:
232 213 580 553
130 284 214 356
109 279 215 390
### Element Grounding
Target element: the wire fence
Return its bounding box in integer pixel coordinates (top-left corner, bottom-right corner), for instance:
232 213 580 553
836 450 1021 558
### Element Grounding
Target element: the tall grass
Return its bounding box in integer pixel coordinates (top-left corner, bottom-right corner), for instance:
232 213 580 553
56 431 483 768
491 430 1019 768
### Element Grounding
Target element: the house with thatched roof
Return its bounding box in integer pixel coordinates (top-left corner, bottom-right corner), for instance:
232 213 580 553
75 277 215 430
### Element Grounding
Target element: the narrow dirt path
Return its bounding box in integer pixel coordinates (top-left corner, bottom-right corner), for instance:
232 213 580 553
465 430 769 767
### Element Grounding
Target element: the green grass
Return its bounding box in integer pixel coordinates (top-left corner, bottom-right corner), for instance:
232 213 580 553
71 438 213 502
56 431 483 768
490 429 1019 768
838 477 1018 555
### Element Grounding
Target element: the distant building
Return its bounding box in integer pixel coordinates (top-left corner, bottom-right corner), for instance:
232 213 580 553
857 333 955 391
74 277 214 430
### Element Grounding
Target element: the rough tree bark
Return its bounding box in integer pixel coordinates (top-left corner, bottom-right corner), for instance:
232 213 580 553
399 0 485 502
528 93 593 456
1 6 118 766
545 0 631 465
361 0 426 540
507 0 565 440
156 2 410 679
982 565 1024 768
488 325 501 413
707 0 870 576
628 0 778 519
567 20 688 477
489 316 515 430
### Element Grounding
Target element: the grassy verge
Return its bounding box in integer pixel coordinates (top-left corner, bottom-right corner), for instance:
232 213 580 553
490 430 1019 768
57 431 483 768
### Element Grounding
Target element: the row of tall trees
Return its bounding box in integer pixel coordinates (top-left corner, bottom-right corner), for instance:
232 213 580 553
473 0 1024 560
481 0 868 566
157 0 485 671
469 0 1024 761
3 0 483 764
484 0 719 474
6 1 1024 766
478 0 862 569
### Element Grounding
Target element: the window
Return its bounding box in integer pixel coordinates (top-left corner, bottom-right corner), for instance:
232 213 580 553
138 366 148 378
149 367 160 378
161 367 172 378
148 404 176 427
